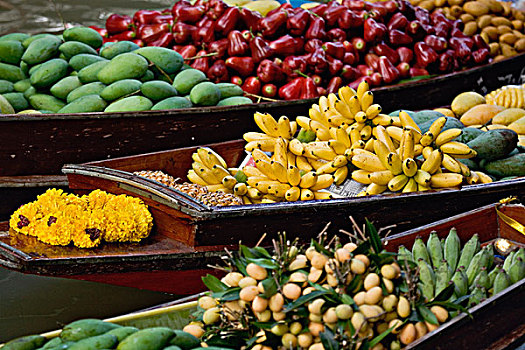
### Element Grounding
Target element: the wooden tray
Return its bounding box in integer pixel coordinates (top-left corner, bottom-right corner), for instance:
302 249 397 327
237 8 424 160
5 203 523 349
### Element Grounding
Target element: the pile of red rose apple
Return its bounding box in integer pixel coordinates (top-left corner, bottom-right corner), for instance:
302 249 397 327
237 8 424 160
94 0 491 100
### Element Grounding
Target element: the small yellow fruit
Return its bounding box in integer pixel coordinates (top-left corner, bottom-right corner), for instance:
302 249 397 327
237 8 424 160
399 323 417 345
364 286 383 305
308 322 325 336
415 321 428 339
382 295 398 312
351 312 366 332
269 292 284 312
351 258 367 274
344 242 358 252
335 304 353 320
335 248 351 262
271 323 289 336
430 305 449 323
383 278 394 293
238 276 257 288
198 296 217 310
290 321 302 335
297 333 313 348
311 253 329 269
239 285 259 302
246 263 268 280
203 307 220 324
354 254 370 267
183 324 204 338
252 295 269 313
323 307 338 323
388 319 403 334
364 273 380 290
354 291 366 306
397 296 411 318
283 283 302 300
255 310 271 322
273 311 286 321
308 298 326 315
281 333 297 347
221 272 243 287
380 264 397 279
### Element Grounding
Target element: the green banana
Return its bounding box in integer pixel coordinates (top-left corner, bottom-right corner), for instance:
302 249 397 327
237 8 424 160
515 248 525 262
397 245 414 263
435 259 450 296
452 267 468 298
466 249 484 287
427 232 443 269
508 257 525 284
469 284 487 307
503 251 516 272
457 234 480 270
418 258 435 301
471 267 490 290
484 244 494 271
412 238 431 265
493 268 511 295
444 228 461 271
487 266 498 287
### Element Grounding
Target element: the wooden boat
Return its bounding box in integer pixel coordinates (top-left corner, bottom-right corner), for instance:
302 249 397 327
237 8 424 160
7 202 524 349
1 53 524 219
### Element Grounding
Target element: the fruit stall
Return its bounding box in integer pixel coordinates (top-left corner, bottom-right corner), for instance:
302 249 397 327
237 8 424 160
1 0 525 347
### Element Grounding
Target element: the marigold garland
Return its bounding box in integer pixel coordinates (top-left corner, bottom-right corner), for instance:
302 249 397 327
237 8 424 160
9 189 153 248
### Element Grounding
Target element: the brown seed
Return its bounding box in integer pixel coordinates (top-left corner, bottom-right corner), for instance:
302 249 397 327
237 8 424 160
463 21 478 36
477 14 493 28
500 33 518 45
497 25 512 35
400 323 417 345
246 263 268 280
282 283 302 300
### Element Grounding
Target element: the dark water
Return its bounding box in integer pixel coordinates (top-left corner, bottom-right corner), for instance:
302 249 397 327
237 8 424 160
0 0 174 34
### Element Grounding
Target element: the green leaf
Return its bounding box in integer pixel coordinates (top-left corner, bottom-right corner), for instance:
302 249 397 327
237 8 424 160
202 274 228 293
252 322 274 329
262 277 278 298
418 304 438 325
240 245 255 258
253 246 272 259
283 290 329 313
347 274 363 294
369 324 396 347
246 258 279 269
366 219 382 253
431 300 471 316
312 239 332 256
319 327 339 350
397 75 437 84
233 257 248 276
351 241 371 256
212 287 241 301
341 294 355 305
432 283 455 302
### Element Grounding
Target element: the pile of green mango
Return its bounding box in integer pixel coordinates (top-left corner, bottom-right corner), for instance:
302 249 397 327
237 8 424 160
2 318 233 350
0 27 252 115
389 109 525 179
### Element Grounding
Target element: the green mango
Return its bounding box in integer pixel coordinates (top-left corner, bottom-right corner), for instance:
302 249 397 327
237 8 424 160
67 82 106 103
58 94 107 113
169 330 200 350
0 93 15 114
410 110 445 125
105 326 139 341
172 69 207 95
456 127 484 144
20 61 29 75
28 63 42 76
100 79 142 101
467 129 518 161
215 83 243 99
30 58 69 89
190 82 220 106
458 158 480 171
0 79 14 93
388 109 415 118
28 94 66 112
140 80 178 101
0 62 26 82
24 86 37 99
50 76 82 100
0 40 24 65
418 116 464 134
60 319 120 342
22 36 62 65
0 33 30 43
135 47 183 75
140 70 155 82
1 335 46 350
21 34 57 49
116 328 174 350
63 27 103 49
41 337 63 349
2 92 28 111
13 78 31 92
105 96 153 112
77 60 109 83
151 96 192 110
59 41 98 59
97 53 149 85
69 54 108 71
100 41 140 60
68 334 118 350
482 153 525 178
217 96 253 106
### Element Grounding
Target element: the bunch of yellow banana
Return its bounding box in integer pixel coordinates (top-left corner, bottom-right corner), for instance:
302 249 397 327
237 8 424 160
485 84 525 109
243 112 297 152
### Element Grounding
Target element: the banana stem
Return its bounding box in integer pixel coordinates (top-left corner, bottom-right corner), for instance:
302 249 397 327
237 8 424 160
184 52 219 60
243 92 280 102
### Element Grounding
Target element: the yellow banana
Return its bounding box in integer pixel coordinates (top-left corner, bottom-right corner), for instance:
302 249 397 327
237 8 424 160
254 180 282 194
474 171 493 184
327 93 338 110
429 117 447 136
360 125 372 140
332 155 348 168
267 182 291 197
300 188 314 201
285 186 301 201
313 191 334 200
296 156 313 172
386 126 403 142
197 147 228 169
365 104 382 119
352 169 372 184
328 140 348 155
349 128 361 145
211 164 231 180
388 174 409 192
245 139 275 152
372 114 395 126
399 111 421 133
299 171 318 188
252 149 271 163
334 99 354 119
273 137 288 166
261 196 278 204
336 126 351 148
309 107 330 127
289 138 305 156
369 170 395 186
246 186 263 199
351 152 386 172
255 159 277 180
413 169 431 186
243 165 266 178
373 140 391 169
356 80 369 101
421 149 443 174
296 116 312 130
441 153 462 173
386 152 403 175
420 132 435 147
318 95 329 114
311 174 335 191
458 161 471 177
366 183 387 195
348 95 361 116
375 126 396 152
290 121 297 136
430 173 464 188
359 91 374 111
327 113 351 128
402 178 418 193
271 161 288 183
402 158 417 177
207 184 231 193
400 130 415 161
277 115 293 139
312 124 331 141
466 171 480 185
334 166 349 185
354 111 368 123
417 183 430 192
222 175 237 189
329 126 339 140
287 165 301 186
414 144 423 157
311 147 338 161
242 196 252 205
287 152 296 168
254 112 279 137
187 169 208 186
422 146 433 159
192 162 222 184
192 152 204 164
233 182 248 196
391 116 402 127
243 132 274 143
435 128 463 146
439 141 475 156
308 158 329 172
338 85 357 106
348 121 365 132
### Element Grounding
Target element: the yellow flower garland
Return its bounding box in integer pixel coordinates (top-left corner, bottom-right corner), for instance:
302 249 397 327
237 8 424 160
9 189 153 248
